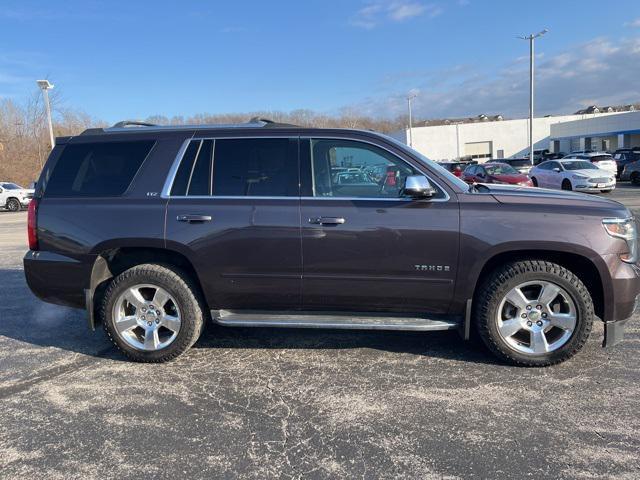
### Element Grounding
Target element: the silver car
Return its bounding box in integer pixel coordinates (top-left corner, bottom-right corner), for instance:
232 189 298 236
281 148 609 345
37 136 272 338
530 159 616 193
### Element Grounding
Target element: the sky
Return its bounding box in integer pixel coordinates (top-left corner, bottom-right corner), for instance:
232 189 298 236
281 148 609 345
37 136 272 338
1 0 640 123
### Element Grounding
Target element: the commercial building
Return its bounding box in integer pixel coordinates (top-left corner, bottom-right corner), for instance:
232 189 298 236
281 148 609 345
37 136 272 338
391 109 640 161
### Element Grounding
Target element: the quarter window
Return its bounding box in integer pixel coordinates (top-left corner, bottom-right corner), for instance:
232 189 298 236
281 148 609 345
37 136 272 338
309 139 421 199
44 141 154 197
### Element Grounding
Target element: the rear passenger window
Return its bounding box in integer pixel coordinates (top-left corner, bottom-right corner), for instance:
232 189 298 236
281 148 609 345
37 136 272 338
44 141 154 197
212 138 297 196
171 140 213 196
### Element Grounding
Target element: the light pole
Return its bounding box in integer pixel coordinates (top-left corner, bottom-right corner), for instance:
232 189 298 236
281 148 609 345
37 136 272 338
407 91 418 147
36 79 55 149
518 29 548 165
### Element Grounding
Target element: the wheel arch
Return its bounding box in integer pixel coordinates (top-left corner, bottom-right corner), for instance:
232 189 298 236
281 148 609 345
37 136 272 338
470 249 606 322
88 245 206 329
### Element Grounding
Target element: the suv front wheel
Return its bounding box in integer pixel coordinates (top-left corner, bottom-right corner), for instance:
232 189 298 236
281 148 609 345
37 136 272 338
101 263 205 362
6 198 20 212
475 260 593 366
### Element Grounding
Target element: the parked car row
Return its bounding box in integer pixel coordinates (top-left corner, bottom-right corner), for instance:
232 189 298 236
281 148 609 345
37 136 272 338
457 159 615 194
438 148 640 194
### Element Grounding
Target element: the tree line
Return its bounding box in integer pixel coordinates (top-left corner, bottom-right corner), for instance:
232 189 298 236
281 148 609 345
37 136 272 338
0 96 409 186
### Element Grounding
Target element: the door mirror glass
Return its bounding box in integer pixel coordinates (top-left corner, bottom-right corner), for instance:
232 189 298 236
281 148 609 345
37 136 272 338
553 167 561 172
403 175 435 199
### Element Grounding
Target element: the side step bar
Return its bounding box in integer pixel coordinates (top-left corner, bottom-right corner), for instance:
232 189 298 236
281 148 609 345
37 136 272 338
211 310 461 332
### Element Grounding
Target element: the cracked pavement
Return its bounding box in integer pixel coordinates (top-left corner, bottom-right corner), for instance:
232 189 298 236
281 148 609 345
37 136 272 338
1 186 640 479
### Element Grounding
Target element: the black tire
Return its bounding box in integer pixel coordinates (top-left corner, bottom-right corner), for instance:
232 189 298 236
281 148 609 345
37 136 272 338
101 263 205 362
561 179 572 191
631 172 640 185
474 260 594 367
531 177 538 187
6 198 20 212
600 190 612 194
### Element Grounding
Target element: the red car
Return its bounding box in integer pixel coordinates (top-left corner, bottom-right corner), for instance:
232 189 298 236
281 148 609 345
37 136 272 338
462 162 533 186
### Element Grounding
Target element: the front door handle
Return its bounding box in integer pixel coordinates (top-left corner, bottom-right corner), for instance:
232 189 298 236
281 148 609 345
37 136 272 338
177 214 212 223
309 217 346 225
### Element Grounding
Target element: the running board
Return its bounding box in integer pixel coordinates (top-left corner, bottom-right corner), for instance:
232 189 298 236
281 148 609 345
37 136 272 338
211 310 461 332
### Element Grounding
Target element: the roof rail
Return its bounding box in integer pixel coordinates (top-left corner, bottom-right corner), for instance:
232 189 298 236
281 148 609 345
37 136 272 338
111 120 159 128
94 117 299 134
249 117 298 128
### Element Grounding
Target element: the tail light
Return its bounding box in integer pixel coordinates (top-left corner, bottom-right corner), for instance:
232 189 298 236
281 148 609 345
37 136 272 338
27 198 38 250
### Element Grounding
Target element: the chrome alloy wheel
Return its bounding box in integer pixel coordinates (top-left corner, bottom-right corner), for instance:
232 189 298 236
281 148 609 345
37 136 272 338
496 280 577 355
112 284 181 351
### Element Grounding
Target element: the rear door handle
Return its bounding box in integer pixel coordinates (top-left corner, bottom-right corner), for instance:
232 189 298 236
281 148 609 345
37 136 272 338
177 214 212 223
308 217 346 225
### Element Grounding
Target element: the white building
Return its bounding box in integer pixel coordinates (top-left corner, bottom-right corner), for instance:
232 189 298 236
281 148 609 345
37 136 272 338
391 110 640 161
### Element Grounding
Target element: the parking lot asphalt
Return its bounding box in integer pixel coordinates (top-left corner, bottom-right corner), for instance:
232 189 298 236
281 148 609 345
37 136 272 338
1 187 640 479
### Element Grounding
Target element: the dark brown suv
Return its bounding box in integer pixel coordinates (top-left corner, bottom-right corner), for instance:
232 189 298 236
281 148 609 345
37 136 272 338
23 119 640 366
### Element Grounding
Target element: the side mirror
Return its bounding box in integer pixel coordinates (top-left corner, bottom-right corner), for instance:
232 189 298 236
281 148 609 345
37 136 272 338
404 175 436 199
553 167 561 172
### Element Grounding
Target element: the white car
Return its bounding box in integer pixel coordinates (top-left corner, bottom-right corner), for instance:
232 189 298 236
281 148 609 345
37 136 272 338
0 182 34 211
529 159 616 193
562 152 617 176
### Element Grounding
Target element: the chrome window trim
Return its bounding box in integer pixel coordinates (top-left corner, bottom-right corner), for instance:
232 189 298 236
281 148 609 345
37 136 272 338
166 195 428 202
185 140 204 195
161 138 193 197
161 135 450 202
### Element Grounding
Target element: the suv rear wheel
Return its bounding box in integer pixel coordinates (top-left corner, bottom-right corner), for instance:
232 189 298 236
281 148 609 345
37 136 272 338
475 260 593 366
101 263 205 362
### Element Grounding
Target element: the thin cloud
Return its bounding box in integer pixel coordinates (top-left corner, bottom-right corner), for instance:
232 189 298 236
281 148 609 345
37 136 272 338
625 18 640 28
219 26 247 33
351 1 442 29
389 2 427 21
347 35 640 119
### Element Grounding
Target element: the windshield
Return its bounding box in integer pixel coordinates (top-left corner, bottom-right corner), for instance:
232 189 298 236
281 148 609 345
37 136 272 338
591 155 613 162
381 134 469 190
1 183 22 190
485 164 518 175
561 161 598 171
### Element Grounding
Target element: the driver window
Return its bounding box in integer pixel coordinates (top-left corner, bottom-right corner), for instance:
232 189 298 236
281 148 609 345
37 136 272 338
310 139 419 198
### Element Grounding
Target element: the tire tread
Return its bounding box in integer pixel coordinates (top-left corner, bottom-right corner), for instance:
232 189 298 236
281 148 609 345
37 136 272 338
475 260 593 367
100 263 205 363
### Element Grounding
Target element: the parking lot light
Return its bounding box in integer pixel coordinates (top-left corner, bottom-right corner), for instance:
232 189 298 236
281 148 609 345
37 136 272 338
36 79 55 149
407 91 418 147
518 29 548 165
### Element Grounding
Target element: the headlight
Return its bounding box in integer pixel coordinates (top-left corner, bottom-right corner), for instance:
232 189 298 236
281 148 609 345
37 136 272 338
572 174 588 179
603 218 638 263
